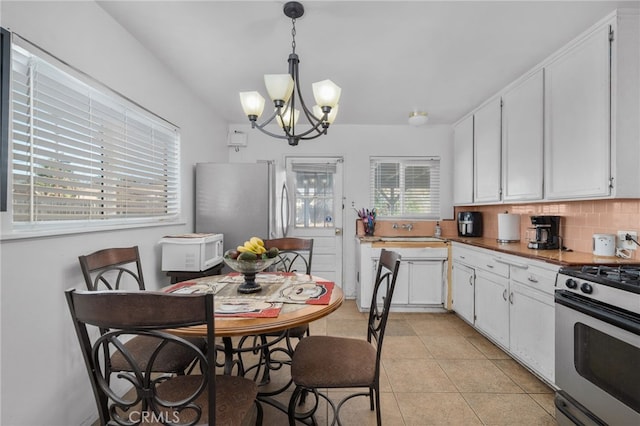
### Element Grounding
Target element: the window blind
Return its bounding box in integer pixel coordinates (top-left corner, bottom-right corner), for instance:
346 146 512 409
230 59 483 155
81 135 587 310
370 157 441 219
10 38 180 227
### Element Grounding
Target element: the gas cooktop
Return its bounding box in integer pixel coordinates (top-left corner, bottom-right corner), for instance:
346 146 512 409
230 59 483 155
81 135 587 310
558 264 640 294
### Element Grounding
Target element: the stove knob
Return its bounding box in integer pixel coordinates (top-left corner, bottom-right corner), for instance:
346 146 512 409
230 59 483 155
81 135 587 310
580 283 593 294
565 278 578 289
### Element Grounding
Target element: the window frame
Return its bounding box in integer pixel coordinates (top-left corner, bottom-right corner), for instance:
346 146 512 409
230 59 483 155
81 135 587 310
369 156 441 220
1 32 182 240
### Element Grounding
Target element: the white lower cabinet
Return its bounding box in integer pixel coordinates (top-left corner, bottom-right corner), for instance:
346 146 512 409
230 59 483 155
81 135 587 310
451 242 557 385
475 269 510 349
509 280 555 384
451 262 474 324
357 241 448 312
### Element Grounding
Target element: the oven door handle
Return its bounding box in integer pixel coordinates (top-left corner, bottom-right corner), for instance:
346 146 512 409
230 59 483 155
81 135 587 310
555 290 640 336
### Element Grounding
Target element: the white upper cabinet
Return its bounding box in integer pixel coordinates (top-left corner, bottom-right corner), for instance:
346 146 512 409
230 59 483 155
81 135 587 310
502 70 544 201
544 24 612 199
473 98 502 203
453 115 474 205
453 9 639 205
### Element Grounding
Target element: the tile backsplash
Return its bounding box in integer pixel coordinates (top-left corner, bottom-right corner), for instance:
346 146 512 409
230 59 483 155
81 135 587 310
360 199 639 260
455 199 640 259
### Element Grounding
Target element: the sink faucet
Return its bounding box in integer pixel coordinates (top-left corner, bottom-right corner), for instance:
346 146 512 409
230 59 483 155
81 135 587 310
401 223 413 231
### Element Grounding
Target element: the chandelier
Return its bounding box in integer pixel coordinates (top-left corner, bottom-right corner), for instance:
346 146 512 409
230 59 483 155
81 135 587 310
239 1 341 146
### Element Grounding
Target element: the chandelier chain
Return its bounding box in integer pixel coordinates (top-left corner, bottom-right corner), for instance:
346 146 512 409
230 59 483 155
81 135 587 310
291 18 297 53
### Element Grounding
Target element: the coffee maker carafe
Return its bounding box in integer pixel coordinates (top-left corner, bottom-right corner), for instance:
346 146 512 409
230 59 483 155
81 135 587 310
527 216 560 249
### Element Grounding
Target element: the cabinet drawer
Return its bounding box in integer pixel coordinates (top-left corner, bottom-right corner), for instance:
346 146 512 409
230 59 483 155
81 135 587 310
451 244 479 266
510 262 559 295
475 251 510 277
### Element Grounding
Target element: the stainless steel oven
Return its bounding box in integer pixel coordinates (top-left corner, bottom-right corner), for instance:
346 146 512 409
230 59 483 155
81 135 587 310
554 265 640 425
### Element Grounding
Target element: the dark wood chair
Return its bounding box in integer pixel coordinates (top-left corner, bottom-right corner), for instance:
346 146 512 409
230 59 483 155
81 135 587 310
253 238 314 391
66 289 261 426
287 249 401 426
264 237 314 276
78 246 206 376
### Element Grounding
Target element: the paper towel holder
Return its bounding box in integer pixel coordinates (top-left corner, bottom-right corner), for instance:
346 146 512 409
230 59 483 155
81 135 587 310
497 212 521 243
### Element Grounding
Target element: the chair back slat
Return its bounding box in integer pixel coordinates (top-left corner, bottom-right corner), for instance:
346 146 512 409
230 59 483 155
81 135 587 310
367 249 401 354
264 238 314 275
66 289 216 426
79 247 145 291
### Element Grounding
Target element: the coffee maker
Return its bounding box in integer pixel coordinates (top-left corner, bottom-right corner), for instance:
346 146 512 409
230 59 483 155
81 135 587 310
527 216 561 249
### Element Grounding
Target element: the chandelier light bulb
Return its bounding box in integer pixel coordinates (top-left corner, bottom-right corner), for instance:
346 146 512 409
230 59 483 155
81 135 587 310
239 91 266 118
264 74 294 103
276 107 300 128
312 79 341 108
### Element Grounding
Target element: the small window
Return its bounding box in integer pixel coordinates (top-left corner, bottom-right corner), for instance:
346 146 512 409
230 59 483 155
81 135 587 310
370 156 440 219
5 33 180 236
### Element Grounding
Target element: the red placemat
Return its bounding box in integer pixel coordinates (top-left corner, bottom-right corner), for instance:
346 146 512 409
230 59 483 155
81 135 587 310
306 281 334 305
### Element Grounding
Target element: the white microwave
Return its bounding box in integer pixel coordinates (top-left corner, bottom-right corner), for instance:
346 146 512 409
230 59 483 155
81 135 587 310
159 233 224 272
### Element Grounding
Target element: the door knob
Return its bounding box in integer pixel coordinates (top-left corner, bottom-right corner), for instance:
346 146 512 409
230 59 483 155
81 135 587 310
335 228 343 235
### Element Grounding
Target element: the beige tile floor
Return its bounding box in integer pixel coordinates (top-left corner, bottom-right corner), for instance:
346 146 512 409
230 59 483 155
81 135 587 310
251 299 558 425
91 299 558 425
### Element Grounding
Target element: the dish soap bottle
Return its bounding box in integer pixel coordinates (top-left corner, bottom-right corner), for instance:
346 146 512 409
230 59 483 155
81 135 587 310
434 221 442 238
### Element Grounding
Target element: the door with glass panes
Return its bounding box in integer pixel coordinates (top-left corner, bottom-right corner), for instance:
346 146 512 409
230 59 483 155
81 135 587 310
284 157 343 284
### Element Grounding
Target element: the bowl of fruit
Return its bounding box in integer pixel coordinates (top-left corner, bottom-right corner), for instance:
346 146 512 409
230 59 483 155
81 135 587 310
223 237 280 293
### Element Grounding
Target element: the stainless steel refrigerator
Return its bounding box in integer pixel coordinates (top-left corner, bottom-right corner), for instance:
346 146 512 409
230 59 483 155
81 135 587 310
195 161 288 254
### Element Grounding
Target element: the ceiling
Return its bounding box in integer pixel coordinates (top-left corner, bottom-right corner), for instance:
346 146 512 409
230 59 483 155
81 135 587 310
98 1 639 126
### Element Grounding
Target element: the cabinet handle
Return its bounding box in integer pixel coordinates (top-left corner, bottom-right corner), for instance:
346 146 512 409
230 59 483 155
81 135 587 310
527 276 539 283
502 289 507 301
486 264 494 269
509 292 514 304
468 276 473 286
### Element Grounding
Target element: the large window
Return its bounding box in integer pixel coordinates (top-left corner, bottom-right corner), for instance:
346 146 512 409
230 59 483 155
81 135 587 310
370 156 441 219
4 34 180 236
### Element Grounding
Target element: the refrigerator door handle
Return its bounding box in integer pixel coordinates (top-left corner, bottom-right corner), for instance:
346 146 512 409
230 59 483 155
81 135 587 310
281 182 290 237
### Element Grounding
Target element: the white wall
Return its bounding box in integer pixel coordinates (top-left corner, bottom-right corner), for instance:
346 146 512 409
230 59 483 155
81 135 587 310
0 2 228 425
226 123 454 298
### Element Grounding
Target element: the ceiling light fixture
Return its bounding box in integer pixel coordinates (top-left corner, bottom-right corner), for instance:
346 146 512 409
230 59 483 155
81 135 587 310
408 111 429 126
239 1 341 146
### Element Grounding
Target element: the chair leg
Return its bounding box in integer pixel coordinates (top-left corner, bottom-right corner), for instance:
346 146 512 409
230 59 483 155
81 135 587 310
254 400 263 426
369 385 375 410
288 385 319 426
374 386 382 426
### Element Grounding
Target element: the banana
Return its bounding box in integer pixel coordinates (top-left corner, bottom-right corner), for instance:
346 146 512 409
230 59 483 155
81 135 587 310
250 237 264 247
237 245 249 253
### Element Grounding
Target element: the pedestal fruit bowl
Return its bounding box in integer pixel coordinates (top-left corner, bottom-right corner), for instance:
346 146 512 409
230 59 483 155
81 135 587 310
223 237 280 294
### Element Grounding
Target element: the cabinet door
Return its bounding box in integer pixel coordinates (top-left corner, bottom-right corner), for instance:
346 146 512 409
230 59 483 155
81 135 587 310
409 260 445 305
502 70 544 201
453 115 474 205
544 25 611 199
452 262 475 324
474 270 509 348
474 98 502 203
509 281 555 384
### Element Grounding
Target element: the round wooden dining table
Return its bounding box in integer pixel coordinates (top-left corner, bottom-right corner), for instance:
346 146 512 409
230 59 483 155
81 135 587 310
162 273 344 338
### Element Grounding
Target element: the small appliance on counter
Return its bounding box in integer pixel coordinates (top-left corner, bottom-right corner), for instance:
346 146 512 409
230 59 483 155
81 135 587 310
159 233 224 272
593 233 616 257
457 212 482 237
526 215 560 249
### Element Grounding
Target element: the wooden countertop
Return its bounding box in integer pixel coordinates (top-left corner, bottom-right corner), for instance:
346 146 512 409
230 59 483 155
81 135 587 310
450 237 638 266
